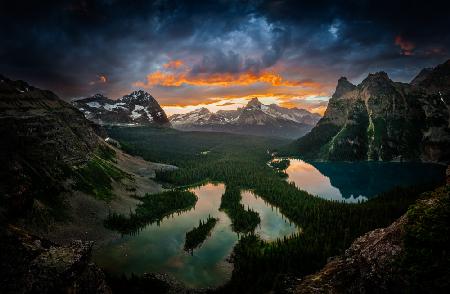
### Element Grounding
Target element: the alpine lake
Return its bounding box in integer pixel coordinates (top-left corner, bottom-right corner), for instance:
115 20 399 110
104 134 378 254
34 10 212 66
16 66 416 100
93 159 445 288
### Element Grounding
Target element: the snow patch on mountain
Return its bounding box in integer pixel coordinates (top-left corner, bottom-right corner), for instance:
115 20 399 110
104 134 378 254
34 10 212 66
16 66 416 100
103 102 126 111
72 90 170 126
130 105 143 119
169 98 321 138
86 102 101 108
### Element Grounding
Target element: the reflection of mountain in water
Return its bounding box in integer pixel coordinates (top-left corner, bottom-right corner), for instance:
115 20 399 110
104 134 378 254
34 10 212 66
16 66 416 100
309 162 446 199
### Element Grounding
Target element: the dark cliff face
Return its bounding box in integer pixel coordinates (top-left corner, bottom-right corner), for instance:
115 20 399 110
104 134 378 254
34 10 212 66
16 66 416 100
0 75 103 218
292 60 450 163
73 90 170 126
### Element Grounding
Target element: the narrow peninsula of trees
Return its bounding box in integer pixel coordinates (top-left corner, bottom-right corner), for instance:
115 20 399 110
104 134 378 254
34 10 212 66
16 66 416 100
220 186 260 234
104 190 197 235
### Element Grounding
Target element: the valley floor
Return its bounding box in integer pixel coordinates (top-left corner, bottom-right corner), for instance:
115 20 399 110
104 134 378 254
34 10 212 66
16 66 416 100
100 126 448 293
2 126 448 294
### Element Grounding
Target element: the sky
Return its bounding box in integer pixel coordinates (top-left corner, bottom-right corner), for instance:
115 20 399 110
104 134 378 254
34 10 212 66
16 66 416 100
1 0 449 115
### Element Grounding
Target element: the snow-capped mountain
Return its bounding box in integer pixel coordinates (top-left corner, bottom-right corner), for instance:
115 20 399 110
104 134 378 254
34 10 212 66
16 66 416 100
169 98 321 138
72 90 170 126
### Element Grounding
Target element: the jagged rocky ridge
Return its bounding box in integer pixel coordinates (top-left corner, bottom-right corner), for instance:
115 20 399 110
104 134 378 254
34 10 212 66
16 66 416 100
291 59 450 163
0 75 106 217
170 97 321 138
72 90 170 126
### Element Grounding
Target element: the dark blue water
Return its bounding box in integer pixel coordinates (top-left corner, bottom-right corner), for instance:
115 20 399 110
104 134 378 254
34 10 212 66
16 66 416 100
283 159 446 202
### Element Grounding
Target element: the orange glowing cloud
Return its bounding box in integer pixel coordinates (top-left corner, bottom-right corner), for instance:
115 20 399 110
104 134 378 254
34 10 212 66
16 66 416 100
162 93 328 117
155 89 330 112
278 97 328 115
310 105 327 115
134 60 321 88
163 60 184 69
395 35 415 56
135 70 320 87
131 60 332 115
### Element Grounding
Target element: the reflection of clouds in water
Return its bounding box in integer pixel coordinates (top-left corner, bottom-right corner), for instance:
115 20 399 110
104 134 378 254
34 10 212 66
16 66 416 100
281 159 442 203
241 191 298 240
285 159 343 201
190 183 225 211
289 162 316 172
94 183 297 288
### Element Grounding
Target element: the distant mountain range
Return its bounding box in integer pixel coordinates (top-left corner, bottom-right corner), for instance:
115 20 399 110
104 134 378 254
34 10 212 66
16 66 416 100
72 90 170 126
290 59 450 163
73 90 320 138
170 98 321 138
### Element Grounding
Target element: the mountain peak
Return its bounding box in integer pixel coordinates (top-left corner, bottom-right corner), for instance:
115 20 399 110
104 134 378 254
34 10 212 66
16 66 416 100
359 71 393 89
169 99 320 138
246 97 262 108
119 90 157 104
0 75 35 95
122 90 155 102
370 71 389 79
332 77 356 98
294 59 450 163
73 89 169 125
194 107 211 114
364 71 391 82
411 59 450 93
92 93 108 99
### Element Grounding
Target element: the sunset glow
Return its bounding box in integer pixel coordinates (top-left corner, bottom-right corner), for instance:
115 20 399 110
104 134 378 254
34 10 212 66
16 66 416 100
2 1 448 117
162 93 329 116
133 60 330 115
135 66 321 88
2 1 449 292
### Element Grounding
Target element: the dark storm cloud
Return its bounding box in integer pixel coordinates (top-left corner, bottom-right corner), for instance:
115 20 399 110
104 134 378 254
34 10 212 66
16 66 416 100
0 0 449 102
257 0 450 81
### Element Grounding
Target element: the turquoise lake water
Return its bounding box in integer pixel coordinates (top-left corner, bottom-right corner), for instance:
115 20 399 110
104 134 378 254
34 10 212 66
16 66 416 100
283 159 445 203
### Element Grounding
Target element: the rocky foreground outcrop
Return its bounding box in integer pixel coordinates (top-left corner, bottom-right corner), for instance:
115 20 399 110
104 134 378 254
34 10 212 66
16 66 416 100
0 225 111 294
292 215 407 293
292 59 450 163
291 183 450 294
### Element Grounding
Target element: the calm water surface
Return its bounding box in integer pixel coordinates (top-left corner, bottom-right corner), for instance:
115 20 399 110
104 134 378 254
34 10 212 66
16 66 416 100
241 191 297 239
94 183 297 288
282 159 445 203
